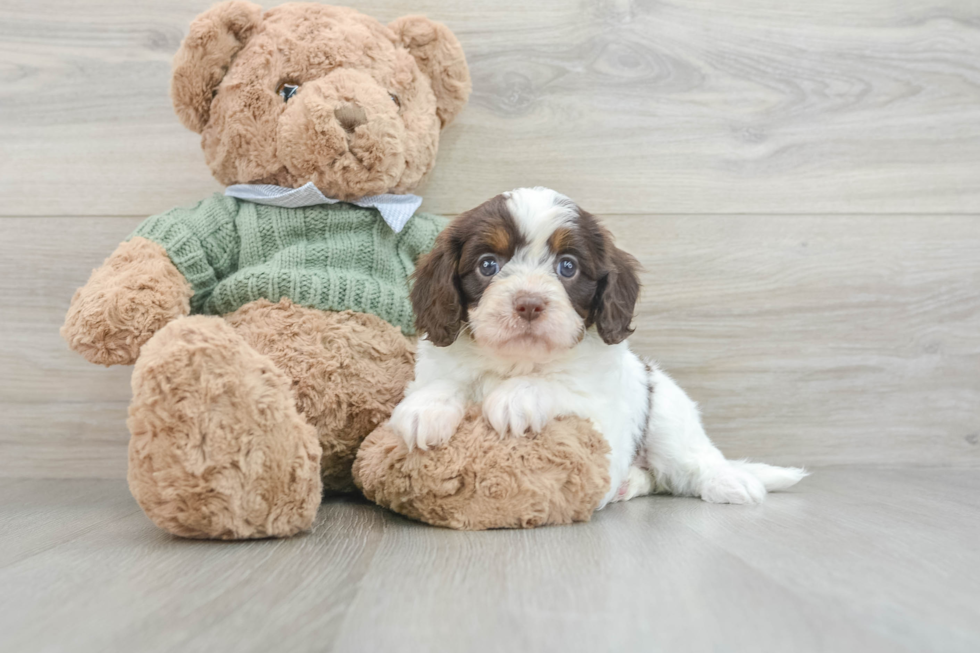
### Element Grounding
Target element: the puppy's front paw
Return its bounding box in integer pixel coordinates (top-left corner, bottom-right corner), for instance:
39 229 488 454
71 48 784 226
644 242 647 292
389 394 464 451
699 465 766 504
482 379 555 438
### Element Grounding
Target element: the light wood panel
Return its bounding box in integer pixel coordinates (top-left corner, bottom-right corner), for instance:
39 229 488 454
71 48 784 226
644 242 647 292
2 214 977 478
1 0 979 216
1 470 979 652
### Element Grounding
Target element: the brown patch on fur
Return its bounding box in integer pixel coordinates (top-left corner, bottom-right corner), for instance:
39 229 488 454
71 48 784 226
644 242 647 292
410 229 465 347
547 227 575 254
169 2 471 199
487 225 512 253
61 237 192 366
557 207 641 344
225 299 416 492
590 226 640 344
353 407 611 530
411 194 525 345
128 315 323 539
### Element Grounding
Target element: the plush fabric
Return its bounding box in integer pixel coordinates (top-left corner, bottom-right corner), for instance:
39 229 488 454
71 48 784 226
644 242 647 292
171 2 471 199
61 238 193 366
130 193 445 334
62 2 471 539
128 314 323 540
353 409 612 530
225 299 415 492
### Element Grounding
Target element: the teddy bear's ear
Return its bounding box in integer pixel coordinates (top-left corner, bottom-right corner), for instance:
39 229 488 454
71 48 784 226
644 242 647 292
170 1 264 133
389 16 471 128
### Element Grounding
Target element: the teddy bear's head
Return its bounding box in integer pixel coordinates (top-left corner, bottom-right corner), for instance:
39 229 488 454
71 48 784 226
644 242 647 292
170 1 470 200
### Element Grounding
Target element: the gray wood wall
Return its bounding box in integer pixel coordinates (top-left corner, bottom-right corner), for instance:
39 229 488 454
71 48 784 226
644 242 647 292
2 0 978 478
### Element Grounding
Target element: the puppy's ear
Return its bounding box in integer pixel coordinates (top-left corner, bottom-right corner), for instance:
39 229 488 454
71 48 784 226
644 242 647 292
171 1 264 133
411 230 464 346
389 16 471 127
591 236 641 345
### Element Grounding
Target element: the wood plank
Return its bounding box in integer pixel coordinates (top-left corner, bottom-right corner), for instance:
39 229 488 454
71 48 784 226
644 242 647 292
5 471 975 652
0 478 140 569
618 213 980 468
1 0 979 216
2 402 129 479
327 467 980 653
2 215 978 478
0 484 387 653
676 467 980 652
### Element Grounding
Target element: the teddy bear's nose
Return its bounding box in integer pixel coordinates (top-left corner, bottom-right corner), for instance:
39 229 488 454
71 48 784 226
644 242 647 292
334 104 367 133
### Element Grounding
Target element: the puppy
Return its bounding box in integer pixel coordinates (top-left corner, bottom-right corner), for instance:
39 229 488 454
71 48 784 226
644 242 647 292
391 188 806 506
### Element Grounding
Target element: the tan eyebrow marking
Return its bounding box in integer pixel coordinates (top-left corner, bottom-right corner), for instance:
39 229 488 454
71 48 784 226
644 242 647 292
486 225 512 253
548 227 575 253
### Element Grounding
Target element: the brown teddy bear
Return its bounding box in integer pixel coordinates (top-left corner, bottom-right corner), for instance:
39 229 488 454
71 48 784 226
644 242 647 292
62 1 611 538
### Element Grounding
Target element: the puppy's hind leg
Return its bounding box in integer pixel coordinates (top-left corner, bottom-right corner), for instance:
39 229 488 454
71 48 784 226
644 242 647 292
610 465 655 503
641 364 807 504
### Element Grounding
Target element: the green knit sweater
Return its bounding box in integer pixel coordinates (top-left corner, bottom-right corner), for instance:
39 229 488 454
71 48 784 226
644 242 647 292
130 193 446 335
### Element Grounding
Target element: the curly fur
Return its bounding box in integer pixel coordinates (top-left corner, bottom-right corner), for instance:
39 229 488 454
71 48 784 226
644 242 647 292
353 408 611 530
61 238 192 366
171 2 471 199
225 300 415 492
128 316 323 539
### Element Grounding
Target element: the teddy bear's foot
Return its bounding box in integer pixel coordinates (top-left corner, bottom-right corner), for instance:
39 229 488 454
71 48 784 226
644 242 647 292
127 316 323 539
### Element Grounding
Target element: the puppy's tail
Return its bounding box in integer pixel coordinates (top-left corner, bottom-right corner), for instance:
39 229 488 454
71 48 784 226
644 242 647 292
733 461 809 492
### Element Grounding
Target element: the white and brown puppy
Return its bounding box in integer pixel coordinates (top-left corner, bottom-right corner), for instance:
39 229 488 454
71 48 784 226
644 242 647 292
391 187 806 506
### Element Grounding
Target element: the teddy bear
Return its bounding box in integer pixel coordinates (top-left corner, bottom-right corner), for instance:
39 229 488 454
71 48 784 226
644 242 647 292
62 1 612 539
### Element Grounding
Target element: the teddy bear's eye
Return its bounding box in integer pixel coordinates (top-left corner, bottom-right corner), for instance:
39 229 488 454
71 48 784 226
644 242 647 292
278 82 300 102
389 92 401 108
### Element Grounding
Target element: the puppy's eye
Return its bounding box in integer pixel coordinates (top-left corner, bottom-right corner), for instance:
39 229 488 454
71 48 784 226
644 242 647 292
557 256 577 279
389 92 401 108
478 254 499 277
278 82 300 102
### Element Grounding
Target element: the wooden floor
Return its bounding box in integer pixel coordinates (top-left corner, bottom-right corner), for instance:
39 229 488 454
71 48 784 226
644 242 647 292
0 468 977 653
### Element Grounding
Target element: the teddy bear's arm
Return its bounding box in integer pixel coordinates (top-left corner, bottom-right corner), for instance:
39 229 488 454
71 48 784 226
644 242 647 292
61 238 193 366
62 194 241 366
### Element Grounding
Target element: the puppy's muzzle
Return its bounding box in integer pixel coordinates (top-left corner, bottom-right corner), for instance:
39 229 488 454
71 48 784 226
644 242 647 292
514 293 546 322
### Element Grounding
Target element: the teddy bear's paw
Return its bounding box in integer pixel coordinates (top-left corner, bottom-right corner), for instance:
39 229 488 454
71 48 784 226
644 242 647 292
389 389 465 451
61 237 192 366
482 379 556 438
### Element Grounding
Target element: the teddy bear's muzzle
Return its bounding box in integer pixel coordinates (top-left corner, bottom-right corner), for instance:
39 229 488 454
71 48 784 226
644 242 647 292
274 70 409 199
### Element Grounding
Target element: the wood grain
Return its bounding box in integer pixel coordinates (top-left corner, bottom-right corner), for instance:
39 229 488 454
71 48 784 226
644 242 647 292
1 0 979 216
2 214 977 478
1 470 978 652
332 467 980 653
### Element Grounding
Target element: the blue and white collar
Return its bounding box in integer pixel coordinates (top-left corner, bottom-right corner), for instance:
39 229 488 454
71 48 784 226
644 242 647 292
224 182 423 233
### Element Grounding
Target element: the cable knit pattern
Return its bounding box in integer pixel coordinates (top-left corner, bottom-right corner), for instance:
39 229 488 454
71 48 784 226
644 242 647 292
131 193 446 334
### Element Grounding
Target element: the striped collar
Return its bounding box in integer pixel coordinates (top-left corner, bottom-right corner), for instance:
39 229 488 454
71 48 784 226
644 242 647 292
224 182 423 233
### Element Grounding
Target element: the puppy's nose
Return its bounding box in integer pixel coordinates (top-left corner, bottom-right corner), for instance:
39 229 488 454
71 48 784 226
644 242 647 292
335 103 367 133
514 295 546 322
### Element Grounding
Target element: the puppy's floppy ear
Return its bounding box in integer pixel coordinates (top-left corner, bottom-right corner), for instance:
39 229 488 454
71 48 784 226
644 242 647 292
591 233 641 345
411 230 464 346
171 1 264 133
389 16 471 128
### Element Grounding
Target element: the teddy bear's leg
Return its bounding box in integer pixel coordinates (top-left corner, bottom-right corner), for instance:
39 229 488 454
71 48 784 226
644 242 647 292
127 315 323 539
224 299 416 492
